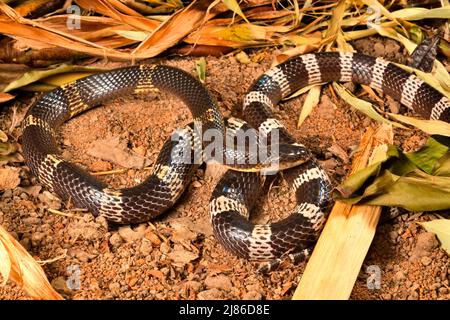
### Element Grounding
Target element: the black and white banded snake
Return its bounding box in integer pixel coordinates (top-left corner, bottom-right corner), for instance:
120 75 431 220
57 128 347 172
21 52 450 268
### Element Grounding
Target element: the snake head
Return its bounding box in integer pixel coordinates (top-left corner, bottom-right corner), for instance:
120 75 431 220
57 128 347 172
261 143 312 175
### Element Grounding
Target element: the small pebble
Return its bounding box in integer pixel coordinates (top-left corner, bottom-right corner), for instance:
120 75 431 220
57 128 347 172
242 291 262 300
118 226 144 242
22 217 41 226
128 277 138 287
2 189 12 198
109 282 120 293
145 231 162 246
38 191 61 210
394 271 406 282
109 233 123 248
205 275 233 291
381 293 392 300
184 280 202 293
197 288 224 300
192 180 202 188
421 256 432 266
139 239 153 255
75 250 91 263
439 287 448 295
407 292 419 300
51 276 71 294
31 232 45 245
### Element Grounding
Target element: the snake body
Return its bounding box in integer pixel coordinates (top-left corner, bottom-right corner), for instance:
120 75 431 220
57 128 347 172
22 53 450 264
210 52 449 264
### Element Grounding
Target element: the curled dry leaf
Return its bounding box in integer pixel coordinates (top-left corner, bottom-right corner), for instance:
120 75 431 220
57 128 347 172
0 92 14 103
167 247 199 265
133 0 228 56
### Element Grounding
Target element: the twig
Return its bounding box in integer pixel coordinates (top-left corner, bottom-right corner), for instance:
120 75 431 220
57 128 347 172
37 250 68 265
47 208 83 219
90 168 127 176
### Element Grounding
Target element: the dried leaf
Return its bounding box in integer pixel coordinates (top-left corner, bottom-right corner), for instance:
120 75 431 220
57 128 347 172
0 130 7 143
133 0 227 57
390 7 450 20
336 137 450 211
221 0 249 23
0 225 63 299
332 83 401 127
114 30 149 41
185 23 269 47
297 85 321 128
0 240 11 286
323 0 347 49
167 248 198 265
388 113 450 137
0 92 14 103
75 0 159 32
14 0 64 18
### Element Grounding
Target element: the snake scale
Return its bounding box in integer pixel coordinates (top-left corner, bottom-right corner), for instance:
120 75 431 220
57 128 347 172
22 52 450 267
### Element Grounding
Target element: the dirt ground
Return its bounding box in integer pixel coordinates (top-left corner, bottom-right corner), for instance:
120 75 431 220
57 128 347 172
0 36 449 300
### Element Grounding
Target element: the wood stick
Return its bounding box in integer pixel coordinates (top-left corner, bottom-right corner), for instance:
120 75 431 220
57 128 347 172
292 124 393 300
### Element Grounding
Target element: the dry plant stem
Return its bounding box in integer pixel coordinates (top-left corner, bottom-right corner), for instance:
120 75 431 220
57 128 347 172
0 225 63 300
292 124 394 300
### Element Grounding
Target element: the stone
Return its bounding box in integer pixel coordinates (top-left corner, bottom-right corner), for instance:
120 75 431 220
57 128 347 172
109 233 123 248
205 275 233 291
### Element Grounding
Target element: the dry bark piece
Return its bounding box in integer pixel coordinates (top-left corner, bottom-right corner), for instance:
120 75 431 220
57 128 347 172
327 143 349 163
167 247 198 265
